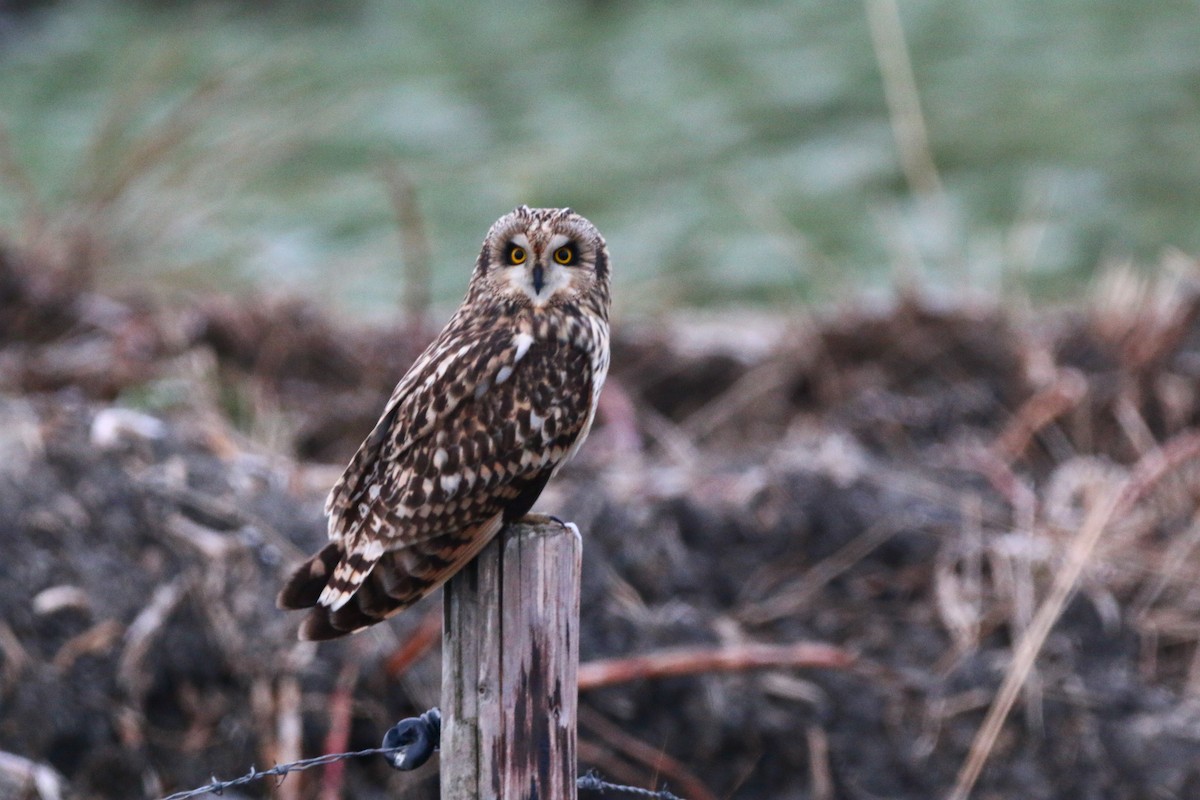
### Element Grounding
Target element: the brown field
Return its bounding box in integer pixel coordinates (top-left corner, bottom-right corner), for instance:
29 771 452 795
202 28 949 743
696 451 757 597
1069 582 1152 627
2 246 1200 799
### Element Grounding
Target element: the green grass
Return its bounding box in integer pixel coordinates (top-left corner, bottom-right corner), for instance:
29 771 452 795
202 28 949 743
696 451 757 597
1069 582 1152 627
1 0 1198 319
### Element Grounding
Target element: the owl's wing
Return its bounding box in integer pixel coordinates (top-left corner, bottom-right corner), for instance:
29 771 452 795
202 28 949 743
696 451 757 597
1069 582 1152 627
304 321 595 620
323 316 480 525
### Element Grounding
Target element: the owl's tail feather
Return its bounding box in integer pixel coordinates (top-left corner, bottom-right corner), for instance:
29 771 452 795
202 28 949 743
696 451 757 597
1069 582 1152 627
284 513 506 641
280 545 384 627
292 548 444 640
276 542 341 611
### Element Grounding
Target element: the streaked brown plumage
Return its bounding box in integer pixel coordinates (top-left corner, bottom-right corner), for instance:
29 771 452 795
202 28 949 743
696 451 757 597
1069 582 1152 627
278 206 611 640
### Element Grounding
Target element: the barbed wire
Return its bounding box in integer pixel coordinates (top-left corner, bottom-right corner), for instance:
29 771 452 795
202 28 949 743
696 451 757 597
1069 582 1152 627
160 753 683 800
159 745 400 800
578 770 685 799
158 710 686 800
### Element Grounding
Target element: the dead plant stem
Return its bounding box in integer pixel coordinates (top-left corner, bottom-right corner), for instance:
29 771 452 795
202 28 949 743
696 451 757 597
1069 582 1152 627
946 484 1122 800
864 0 943 198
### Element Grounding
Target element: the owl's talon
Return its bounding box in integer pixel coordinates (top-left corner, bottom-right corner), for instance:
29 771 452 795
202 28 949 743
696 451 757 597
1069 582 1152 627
517 512 568 528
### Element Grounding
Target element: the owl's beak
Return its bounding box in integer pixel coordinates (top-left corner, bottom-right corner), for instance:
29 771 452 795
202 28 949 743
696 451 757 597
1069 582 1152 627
531 264 545 295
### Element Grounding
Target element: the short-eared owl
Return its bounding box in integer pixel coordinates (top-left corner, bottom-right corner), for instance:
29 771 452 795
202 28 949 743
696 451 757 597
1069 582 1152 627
278 206 611 640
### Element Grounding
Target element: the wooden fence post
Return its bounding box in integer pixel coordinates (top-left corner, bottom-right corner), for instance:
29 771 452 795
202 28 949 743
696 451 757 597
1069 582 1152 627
441 521 582 800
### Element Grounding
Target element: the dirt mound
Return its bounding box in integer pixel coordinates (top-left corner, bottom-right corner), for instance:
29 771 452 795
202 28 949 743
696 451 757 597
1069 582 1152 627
2 251 1200 799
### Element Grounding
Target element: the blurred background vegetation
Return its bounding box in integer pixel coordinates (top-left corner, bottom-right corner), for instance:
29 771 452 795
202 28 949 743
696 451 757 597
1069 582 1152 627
0 0 1197 319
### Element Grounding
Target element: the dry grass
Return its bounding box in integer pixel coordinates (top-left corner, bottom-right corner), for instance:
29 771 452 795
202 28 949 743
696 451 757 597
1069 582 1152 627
3 218 1200 797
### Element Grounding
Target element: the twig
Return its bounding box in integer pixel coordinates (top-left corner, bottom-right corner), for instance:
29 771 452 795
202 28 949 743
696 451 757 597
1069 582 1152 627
384 608 442 679
806 725 834 800
680 360 794 441
1131 510 1200 618
0 621 29 695
381 163 432 326
578 642 855 691
1114 391 1158 458
637 404 702 468
274 677 302 800
596 378 643 457
739 517 912 625
863 0 942 198
946 477 1123 799
0 751 67 800
864 0 967 283
92 73 229 210
79 46 184 197
117 577 188 699
1120 432 1200 518
952 434 1200 795
319 660 359 800
990 369 1088 462
139 476 306 563
0 117 46 244
50 619 123 672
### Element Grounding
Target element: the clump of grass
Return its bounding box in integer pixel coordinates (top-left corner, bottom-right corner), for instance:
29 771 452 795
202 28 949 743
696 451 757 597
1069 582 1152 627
0 49 282 299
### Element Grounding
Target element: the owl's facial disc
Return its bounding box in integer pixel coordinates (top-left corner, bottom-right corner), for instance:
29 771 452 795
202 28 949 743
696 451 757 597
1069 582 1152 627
473 207 607 313
500 232 582 308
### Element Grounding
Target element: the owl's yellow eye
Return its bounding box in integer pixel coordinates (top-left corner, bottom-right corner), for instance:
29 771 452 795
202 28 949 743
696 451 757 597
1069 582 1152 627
508 245 527 265
553 246 574 265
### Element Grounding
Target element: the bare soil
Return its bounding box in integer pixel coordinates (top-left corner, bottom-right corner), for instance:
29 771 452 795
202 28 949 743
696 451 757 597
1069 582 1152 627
2 246 1200 799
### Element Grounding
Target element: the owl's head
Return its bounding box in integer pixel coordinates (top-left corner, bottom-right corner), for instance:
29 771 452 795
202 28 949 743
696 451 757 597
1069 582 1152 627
469 206 610 315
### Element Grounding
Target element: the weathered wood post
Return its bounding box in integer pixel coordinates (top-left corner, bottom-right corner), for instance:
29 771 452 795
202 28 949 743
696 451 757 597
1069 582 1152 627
441 521 581 800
